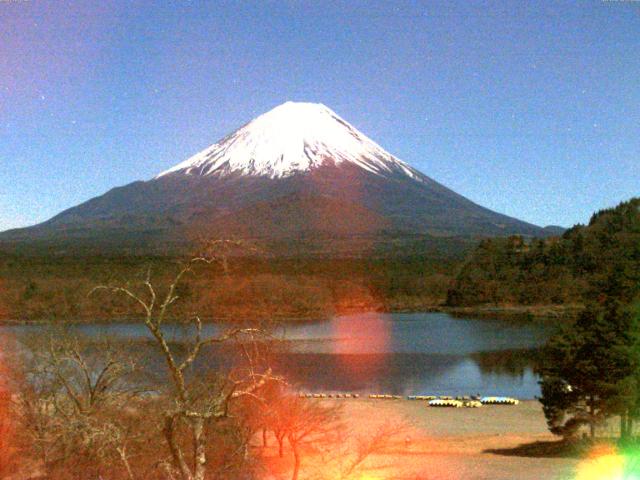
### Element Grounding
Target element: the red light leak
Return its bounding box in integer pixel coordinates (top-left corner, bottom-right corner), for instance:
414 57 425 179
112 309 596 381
331 286 390 384
0 334 16 476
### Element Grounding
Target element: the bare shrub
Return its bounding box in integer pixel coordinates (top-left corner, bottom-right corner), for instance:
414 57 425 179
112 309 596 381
15 331 150 480
0 360 17 478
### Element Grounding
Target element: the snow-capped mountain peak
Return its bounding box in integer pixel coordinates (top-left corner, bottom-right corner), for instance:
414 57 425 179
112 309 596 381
156 101 420 180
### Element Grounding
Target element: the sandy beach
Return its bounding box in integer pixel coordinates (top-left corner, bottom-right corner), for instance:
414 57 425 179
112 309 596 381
259 399 581 480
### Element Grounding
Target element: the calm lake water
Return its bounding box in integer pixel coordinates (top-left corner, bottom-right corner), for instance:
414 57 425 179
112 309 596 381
0 312 552 399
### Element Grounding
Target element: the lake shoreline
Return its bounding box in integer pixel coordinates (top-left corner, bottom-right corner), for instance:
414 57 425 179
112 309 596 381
2 312 549 400
0 303 580 326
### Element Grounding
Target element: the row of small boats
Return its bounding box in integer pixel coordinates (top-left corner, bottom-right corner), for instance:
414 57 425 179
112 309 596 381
297 392 519 406
299 393 361 398
410 395 519 406
429 399 482 408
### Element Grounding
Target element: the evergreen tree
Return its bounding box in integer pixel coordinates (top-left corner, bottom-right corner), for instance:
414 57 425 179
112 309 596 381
447 197 640 307
537 301 639 439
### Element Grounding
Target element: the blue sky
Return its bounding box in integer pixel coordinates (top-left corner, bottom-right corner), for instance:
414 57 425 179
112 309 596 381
1 0 638 231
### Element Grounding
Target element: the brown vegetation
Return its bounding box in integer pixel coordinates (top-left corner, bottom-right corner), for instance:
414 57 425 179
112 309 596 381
0 255 456 323
1 243 406 480
0 360 17 478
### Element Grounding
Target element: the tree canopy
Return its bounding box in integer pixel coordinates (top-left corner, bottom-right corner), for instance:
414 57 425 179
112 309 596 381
447 198 640 309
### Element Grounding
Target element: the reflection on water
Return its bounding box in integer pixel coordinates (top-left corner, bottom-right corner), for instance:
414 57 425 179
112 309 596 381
470 349 540 377
281 312 549 354
1 312 552 399
270 351 542 398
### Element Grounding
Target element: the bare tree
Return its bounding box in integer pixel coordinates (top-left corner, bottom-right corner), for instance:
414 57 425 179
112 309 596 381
16 332 147 480
263 392 404 480
254 381 288 457
334 422 405 480
277 396 343 480
91 241 274 480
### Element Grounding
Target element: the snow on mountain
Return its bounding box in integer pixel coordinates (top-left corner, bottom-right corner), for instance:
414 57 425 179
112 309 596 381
156 101 421 180
0 100 549 252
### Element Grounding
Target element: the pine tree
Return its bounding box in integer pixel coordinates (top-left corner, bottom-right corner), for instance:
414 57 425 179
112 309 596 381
537 301 639 439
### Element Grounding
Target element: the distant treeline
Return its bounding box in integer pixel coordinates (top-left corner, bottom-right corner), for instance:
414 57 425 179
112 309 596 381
0 254 461 322
4 198 637 323
447 198 640 308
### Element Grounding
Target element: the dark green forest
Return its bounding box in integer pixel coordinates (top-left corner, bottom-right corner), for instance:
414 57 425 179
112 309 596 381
530 199 640 440
447 198 640 309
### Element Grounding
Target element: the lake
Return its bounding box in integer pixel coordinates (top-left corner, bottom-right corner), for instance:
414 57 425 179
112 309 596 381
0 312 552 399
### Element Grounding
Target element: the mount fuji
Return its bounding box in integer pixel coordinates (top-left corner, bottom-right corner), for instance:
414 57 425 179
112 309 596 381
1 102 549 255
156 102 421 181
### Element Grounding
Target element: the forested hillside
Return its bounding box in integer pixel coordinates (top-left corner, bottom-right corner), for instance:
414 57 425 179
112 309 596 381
4 198 638 322
447 198 640 308
0 254 459 322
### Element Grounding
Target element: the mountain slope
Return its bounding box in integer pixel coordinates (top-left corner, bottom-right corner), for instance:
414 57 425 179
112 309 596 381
0 102 548 255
